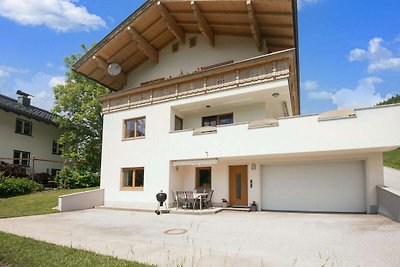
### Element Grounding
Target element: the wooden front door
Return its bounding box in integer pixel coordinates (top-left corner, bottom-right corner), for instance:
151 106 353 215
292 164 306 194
229 165 248 207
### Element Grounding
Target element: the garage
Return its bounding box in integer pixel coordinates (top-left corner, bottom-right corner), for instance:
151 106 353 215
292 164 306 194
261 161 366 213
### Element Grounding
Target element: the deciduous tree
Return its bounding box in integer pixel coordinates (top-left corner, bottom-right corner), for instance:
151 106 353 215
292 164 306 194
52 45 109 173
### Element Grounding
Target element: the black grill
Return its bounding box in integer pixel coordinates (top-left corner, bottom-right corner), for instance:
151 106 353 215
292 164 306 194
155 191 169 215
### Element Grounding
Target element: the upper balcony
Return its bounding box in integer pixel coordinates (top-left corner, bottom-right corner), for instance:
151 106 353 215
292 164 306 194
99 49 299 115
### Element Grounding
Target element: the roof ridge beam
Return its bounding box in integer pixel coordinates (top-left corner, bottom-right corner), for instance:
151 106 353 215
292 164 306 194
157 2 185 43
92 55 127 85
191 1 215 47
247 0 262 52
127 26 159 63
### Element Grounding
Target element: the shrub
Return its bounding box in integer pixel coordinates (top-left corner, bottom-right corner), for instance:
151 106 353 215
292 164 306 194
0 162 27 178
55 167 100 189
0 174 44 198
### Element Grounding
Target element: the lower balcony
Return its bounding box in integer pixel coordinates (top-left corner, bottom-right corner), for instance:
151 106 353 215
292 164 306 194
167 104 400 160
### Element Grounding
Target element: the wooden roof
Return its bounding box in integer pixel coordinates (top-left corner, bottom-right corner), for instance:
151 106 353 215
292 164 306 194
73 0 298 92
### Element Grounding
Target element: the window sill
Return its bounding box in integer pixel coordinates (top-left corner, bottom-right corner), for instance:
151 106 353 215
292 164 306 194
15 132 33 137
122 136 145 141
120 187 144 191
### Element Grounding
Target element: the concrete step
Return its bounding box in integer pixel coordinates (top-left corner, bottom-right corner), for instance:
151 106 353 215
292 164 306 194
223 207 251 212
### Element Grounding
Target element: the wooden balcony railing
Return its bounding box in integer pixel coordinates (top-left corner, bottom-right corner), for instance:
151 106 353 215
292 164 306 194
100 49 297 114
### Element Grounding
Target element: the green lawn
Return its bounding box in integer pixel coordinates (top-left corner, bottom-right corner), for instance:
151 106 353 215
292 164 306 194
0 187 98 219
0 231 150 267
384 148 400 170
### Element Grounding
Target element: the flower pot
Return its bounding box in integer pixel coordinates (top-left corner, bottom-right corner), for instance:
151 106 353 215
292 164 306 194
222 202 228 208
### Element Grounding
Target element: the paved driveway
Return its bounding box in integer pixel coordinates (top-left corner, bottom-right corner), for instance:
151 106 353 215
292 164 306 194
0 209 399 267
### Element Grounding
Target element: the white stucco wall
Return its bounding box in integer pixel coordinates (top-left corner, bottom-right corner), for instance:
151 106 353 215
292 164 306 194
125 34 266 89
0 109 63 174
58 189 104 212
100 71 400 211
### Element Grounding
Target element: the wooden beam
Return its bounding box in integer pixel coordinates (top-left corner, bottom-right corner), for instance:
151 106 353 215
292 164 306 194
266 34 294 40
247 0 262 51
191 1 215 47
178 21 293 29
170 10 292 17
92 55 108 70
126 26 159 63
92 55 127 85
157 2 185 43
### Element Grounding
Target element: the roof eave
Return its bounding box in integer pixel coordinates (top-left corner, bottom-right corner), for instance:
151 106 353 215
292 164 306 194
0 106 59 126
72 0 156 71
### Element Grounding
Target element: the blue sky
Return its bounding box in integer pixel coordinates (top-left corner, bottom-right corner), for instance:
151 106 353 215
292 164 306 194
0 0 399 114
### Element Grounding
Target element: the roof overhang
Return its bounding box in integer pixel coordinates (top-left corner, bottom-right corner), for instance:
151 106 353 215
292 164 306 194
73 0 299 106
172 158 219 166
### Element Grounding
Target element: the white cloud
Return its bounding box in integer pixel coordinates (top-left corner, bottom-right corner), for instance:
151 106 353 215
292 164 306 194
297 0 320 10
46 62 54 68
308 91 332 100
302 80 319 91
348 48 367 62
0 65 28 85
14 72 64 110
308 77 391 109
0 0 106 32
0 68 9 82
49 76 66 88
394 34 400 43
368 58 400 72
349 37 400 72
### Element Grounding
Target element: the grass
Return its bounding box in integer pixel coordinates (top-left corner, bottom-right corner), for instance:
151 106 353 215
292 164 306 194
384 148 400 170
0 187 98 219
0 231 150 267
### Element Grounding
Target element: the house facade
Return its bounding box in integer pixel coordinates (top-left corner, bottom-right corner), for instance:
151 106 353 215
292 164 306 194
0 92 63 176
74 0 400 213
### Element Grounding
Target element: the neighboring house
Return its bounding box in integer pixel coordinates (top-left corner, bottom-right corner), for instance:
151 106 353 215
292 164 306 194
0 91 63 176
73 0 400 213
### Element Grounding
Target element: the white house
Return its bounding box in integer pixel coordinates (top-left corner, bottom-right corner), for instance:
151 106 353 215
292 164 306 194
73 0 400 213
0 91 63 176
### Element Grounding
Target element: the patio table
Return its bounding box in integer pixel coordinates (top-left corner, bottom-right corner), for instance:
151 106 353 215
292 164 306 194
193 192 208 210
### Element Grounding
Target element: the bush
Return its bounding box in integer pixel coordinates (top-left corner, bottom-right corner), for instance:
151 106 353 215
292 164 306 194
0 162 27 178
0 173 44 198
55 167 99 189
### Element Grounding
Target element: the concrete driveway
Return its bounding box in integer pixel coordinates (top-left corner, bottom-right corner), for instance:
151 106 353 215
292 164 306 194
0 209 399 267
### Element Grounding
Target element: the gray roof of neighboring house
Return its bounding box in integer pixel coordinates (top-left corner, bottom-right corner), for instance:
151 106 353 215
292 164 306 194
0 94 58 126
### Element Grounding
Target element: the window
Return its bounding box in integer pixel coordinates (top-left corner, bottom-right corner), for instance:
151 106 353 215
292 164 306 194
52 140 63 155
13 150 30 167
172 42 179 53
175 116 183 131
202 113 233 127
15 119 32 136
124 117 146 139
196 167 212 189
189 37 197 48
121 168 145 190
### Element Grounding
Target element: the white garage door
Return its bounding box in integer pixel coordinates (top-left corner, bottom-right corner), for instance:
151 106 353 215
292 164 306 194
261 161 366 213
